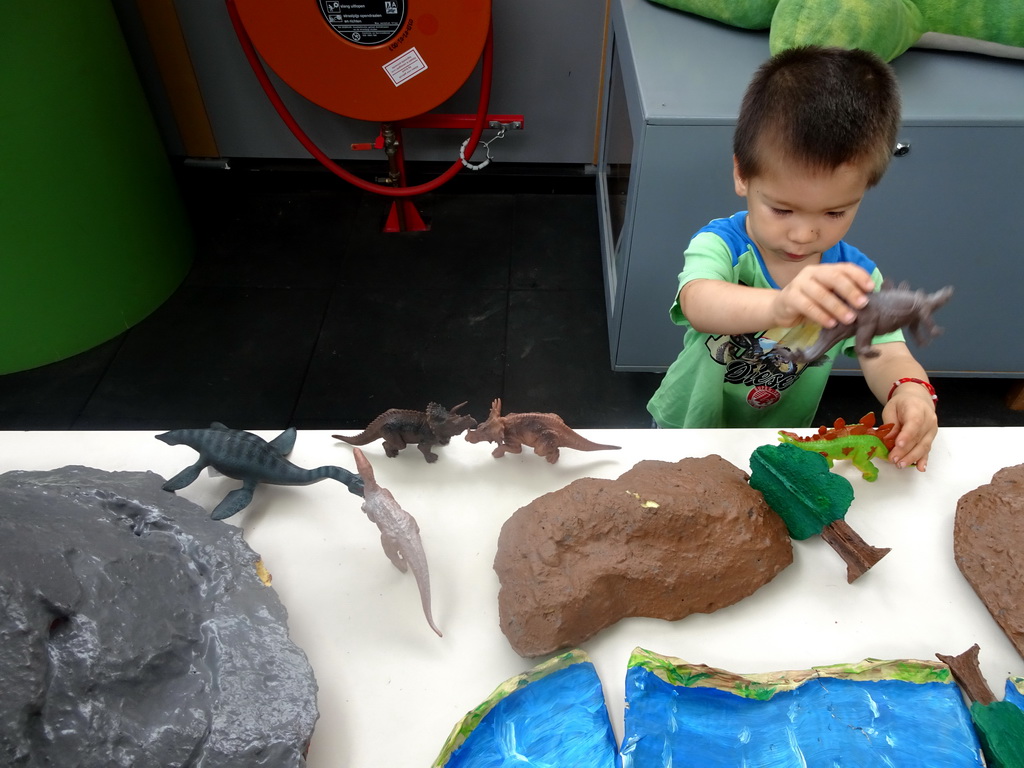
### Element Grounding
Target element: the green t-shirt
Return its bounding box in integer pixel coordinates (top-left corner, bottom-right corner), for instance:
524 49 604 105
647 212 903 429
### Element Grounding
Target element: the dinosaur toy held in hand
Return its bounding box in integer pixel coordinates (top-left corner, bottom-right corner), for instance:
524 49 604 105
333 402 476 463
465 398 620 464
157 423 363 520
774 282 953 365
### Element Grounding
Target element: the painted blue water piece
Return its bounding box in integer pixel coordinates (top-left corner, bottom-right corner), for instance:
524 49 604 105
1005 677 1024 711
434 649 620 768
622 648 985 768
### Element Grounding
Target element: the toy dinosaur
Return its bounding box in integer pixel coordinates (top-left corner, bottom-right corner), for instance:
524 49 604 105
778 413 895 481
352 447 441 637
783 412 896 450
333 402 477 463
157 423 363 520
773 283 953 365
464 398 621 464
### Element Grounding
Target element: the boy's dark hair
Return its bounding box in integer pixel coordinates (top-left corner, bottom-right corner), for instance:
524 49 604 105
734 46 901 187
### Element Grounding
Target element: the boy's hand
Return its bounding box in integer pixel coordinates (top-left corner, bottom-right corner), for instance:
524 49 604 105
771 263 875 329
882 385 938 471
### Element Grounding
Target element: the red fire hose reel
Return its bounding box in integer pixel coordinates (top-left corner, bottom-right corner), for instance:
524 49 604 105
228 0 524 231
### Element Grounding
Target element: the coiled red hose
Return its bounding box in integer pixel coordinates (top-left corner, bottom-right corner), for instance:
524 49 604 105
225 0 493 197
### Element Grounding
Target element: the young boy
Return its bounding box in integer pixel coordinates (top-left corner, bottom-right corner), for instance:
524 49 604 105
647 46 938 471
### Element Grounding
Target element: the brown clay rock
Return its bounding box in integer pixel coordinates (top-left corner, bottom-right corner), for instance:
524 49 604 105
493 455 794 657
954 464 1024 660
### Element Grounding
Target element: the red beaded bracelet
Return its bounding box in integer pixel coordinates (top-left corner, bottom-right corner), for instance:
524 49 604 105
887 377 937 403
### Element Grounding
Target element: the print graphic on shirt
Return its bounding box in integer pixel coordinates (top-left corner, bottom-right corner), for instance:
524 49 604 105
705 322 819 394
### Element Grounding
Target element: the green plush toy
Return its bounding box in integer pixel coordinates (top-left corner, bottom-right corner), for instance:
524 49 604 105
649 0 1024 62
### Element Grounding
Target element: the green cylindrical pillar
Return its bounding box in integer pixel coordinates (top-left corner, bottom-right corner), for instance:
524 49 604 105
1 3 193 374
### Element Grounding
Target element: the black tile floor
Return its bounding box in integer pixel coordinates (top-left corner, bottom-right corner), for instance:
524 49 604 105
1 162 1022 432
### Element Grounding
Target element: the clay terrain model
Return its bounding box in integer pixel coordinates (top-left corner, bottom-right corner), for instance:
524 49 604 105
157 423 363 519
352 447 441 637
493 455 792 656
775 282 953 364
954 463 1024 660
0 467 317 767
334 402 476 463
465 398 620 464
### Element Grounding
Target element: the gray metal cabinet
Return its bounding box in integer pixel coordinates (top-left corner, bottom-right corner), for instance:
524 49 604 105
598 0 1024 374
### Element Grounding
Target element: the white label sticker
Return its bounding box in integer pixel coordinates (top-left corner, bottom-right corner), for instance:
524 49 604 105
383 47 428 87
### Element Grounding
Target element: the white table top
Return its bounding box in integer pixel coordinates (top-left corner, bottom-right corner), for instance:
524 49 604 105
3 427 1022 765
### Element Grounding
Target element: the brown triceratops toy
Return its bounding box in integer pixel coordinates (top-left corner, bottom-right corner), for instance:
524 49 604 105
465 398 620 464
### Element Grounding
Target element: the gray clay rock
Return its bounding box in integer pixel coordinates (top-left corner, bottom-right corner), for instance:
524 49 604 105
0 466 318 768
954 464 1024 660
493 455 794 657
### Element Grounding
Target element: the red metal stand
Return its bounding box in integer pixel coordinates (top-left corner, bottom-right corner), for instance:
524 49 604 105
353 115 524 233
383 198 430 233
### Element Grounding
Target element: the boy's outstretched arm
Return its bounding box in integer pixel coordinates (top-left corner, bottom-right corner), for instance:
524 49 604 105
680 263 875 335
859 342 938 471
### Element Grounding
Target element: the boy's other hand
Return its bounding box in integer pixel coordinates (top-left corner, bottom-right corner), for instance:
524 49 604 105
771 263 875 329
883 388 938 471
